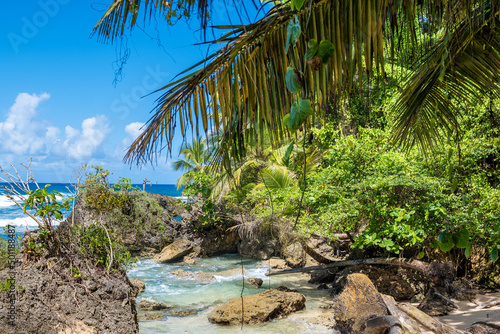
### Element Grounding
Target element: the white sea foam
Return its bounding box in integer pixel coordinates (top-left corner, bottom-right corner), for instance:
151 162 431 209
0 196 15 208
0 217 62 229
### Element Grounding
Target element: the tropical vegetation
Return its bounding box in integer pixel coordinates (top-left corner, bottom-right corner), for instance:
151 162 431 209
92 1 500 265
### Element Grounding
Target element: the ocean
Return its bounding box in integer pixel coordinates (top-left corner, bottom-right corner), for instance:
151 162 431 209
0 183 181 239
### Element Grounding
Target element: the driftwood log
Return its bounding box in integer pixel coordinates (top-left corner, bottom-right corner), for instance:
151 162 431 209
380 294 464 334
396 303 463 334
266 257 453 285
475 299 500 309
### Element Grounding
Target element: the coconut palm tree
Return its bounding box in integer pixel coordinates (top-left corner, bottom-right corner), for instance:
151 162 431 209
172 137 208 189
92 0 500 163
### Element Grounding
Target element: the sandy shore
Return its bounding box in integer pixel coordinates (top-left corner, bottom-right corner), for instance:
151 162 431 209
437 291 500 331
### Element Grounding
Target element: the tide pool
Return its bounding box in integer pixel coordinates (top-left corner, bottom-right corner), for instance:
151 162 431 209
129 255 336 333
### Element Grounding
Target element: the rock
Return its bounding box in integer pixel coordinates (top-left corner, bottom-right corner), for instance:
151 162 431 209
246 278 263 288
169 309 198 317
130 279 146 293
352 264 426 301
208 286 306 325
137 300 169 311
332 273 388 334
238 236 277 260
283 242 306 268
170 270 216 283
183 256 195 264
0 252 138 333
466 321 500 334
417 288 458 316
308 268 338 284
449 280 476 301
152 239 193 263
305 236 337 263
317 283 329 290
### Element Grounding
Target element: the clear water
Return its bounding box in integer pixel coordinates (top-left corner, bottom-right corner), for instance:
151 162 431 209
128 254 336 333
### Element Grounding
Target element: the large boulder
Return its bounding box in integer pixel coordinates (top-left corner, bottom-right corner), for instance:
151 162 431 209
208 286 306 325
153 239 193 263
332 273 388 334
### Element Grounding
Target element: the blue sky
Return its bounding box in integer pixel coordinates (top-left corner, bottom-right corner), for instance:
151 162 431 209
0 1 235 184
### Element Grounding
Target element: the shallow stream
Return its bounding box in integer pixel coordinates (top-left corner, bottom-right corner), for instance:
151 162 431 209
128 254 336 333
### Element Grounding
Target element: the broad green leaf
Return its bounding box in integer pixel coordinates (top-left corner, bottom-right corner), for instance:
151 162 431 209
452 229 469 249
317 39 335 64
289 98 313 131
491 246 499 262
438 232 454 252
285 67 301 93
286 16 301 53
290 0 306 11
465 244 472 258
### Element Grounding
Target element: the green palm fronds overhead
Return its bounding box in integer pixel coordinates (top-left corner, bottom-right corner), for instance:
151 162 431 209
93 0 500 164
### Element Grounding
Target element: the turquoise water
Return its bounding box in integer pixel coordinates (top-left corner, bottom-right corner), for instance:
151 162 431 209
128 255 335 333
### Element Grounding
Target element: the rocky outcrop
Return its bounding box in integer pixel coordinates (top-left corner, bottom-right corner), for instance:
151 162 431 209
0 252 138 334
208 286 306 325
69 193 241 258
246 278 263 288
170 270 216 283
152 239 193 263
137 300 169 311
130 278 146 293
332 273 388 334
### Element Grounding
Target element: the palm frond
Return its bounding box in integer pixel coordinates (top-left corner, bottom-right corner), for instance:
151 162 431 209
392 3 500 150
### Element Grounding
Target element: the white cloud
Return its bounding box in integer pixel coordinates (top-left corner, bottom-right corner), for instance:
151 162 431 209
63 116 110 160
0 93 110 162
125 122 145 139
0 92 50 155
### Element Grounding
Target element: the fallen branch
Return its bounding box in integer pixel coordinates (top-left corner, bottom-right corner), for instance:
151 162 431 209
433 291 459 309
265 257 434 278
475 299 500 309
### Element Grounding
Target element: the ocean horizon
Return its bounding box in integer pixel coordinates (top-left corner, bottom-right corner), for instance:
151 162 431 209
0 183 182 239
